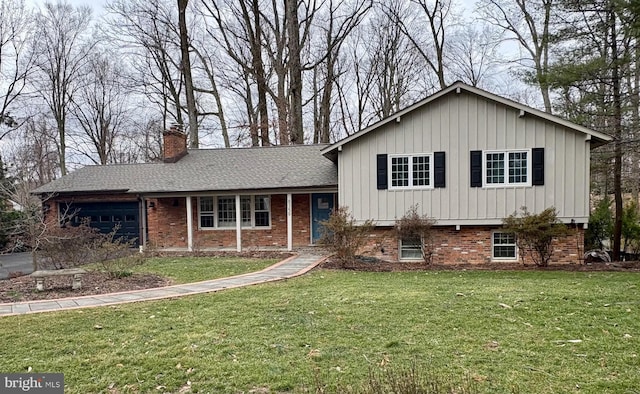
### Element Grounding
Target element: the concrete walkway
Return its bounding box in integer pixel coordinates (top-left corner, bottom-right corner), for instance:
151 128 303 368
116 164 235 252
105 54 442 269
0 253 326 317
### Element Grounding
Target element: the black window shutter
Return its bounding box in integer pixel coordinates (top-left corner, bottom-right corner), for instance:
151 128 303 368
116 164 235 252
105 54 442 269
532 148 544 185
470 150 482 187
376 154 388 190
434 152 446 188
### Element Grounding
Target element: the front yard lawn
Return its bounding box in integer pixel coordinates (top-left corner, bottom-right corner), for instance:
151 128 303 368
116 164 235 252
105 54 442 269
0 269 638 393
130 256 279 283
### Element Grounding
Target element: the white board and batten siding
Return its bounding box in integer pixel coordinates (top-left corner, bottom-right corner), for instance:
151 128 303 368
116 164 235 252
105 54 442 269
338 90 591 226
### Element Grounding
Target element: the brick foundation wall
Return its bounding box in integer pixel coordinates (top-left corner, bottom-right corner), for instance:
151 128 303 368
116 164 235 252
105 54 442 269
359 225 585 265
146 193 313 249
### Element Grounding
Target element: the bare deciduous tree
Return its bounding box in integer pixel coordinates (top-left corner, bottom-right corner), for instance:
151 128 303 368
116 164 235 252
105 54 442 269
312 0 371 143
447 23 502 88
70 53 130 165
369 2 425 120
5 116 60 187
201 0 270 146
0 0 35 136
32 0 93 176
396 0 454 90
177 0 199 147
106 0 184 130
477 0 555 113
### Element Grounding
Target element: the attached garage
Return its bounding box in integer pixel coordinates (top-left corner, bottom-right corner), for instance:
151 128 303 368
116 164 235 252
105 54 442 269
68 202 141 246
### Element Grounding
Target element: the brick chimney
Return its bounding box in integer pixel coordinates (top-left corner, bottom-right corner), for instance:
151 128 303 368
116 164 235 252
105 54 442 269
163 124 188 163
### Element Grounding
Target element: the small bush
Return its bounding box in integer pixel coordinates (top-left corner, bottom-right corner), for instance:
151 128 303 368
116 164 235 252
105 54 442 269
585 197 612 251
37 219 140 277
622 200 640 257
93 226 141 279
502 207 569 267
394 205 437 263
319 207 374 266
36 218 101 270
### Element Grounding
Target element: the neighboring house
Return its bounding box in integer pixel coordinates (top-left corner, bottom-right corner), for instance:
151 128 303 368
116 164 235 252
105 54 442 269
32 82 612 263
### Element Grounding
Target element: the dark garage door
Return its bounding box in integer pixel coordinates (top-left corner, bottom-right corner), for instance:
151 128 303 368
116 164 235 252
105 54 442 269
69 202 140 246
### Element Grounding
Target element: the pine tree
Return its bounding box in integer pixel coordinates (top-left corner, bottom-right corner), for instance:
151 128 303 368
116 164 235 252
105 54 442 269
549 0 638 260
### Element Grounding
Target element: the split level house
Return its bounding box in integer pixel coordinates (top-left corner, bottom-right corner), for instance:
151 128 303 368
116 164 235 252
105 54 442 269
32 82 612 264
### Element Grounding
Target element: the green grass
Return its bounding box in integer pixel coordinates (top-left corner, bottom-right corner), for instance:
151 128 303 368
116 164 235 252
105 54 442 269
129 256 279 283
1 269 639 393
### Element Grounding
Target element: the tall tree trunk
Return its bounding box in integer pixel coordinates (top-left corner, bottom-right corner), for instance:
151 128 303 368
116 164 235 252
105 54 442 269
286 0 304 144
177 0 198 148
611 6 623 261
57 121 67 176
242 0 270 146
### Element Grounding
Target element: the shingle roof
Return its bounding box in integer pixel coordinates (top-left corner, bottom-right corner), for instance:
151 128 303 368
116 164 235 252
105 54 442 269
32 144 338 195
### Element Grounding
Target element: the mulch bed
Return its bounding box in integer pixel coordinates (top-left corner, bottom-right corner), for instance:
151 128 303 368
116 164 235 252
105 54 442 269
320 256 640 272
0 272 171 304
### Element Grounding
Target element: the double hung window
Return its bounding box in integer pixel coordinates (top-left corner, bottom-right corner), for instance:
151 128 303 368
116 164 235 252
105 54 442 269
199 195 271 229
484 150 530 186
390 154 433 189
492 232 517 260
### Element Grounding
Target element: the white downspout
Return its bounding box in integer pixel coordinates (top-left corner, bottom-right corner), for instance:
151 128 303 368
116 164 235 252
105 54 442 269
236 194 242 252
287 193 293 251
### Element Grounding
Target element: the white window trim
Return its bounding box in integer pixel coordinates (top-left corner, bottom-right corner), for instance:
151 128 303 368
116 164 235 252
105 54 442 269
388 153 435 190
491 231 518 261
482 149 532 188
198 195 271 230
399 237 423 261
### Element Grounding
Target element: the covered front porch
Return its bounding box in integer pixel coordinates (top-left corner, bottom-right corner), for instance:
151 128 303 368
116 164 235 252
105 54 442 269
142 191 337 252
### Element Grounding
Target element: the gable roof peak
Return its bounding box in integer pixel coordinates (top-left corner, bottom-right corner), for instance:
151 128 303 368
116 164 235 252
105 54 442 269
322 82 613 157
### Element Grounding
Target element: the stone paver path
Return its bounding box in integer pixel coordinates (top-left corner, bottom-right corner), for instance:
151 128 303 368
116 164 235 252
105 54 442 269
0 253 326 317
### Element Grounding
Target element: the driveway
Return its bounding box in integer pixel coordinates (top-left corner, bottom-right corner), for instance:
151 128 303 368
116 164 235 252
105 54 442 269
0 253 34 279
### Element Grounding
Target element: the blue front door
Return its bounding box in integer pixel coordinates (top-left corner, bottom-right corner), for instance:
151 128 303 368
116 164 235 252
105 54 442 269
311 193 335 243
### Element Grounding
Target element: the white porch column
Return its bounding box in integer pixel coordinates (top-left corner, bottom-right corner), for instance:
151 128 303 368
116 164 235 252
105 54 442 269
235 194 242 252
287 193 293 251
186 196 193 252
140 197 147 250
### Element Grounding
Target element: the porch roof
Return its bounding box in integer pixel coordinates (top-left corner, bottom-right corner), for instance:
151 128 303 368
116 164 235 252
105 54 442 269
33 144 337 195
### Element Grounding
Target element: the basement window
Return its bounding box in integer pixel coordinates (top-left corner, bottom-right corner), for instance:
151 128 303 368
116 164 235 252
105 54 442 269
492 232 517 260
400 237 422 260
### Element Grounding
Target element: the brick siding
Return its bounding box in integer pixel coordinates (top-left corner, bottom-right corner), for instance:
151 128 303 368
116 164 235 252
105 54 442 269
359 225 585 265
48 194 584 264
146 193 312 249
